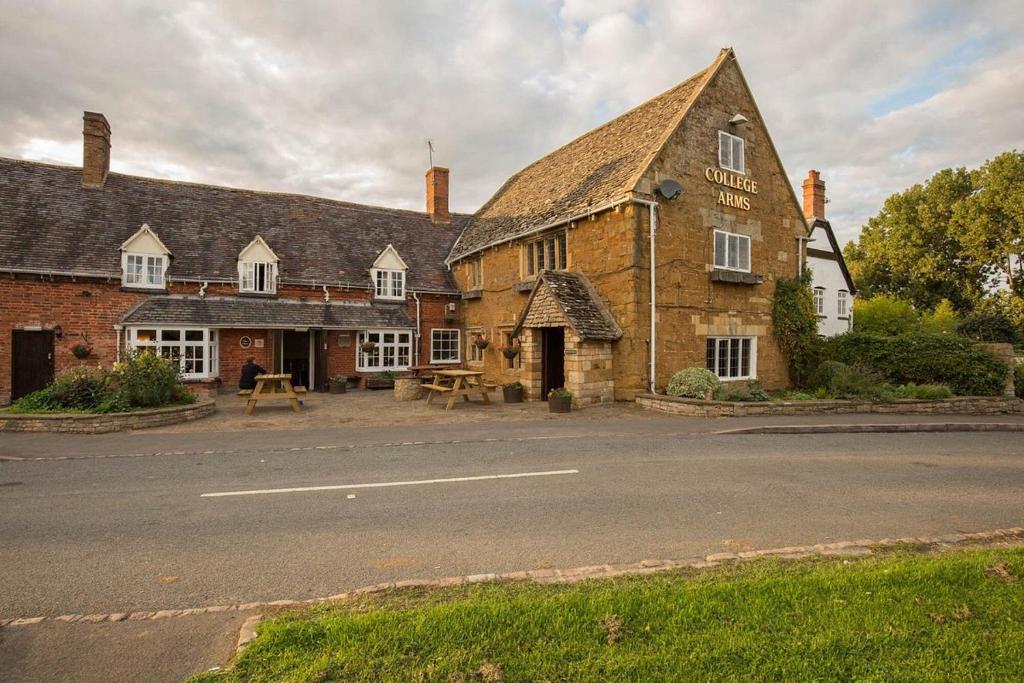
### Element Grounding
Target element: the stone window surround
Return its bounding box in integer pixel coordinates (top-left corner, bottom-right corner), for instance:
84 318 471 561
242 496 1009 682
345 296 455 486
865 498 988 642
713 229 751 273
706 335 757 381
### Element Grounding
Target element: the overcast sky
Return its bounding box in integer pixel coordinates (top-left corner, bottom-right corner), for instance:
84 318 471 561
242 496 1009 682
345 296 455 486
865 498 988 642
1 1 1021 245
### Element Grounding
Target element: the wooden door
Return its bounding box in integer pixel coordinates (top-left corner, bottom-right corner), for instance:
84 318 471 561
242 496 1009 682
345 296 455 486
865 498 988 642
541 327 565 399
12 330 54 400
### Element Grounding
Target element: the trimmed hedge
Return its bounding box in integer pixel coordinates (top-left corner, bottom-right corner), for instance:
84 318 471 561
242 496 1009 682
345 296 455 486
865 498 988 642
822 333 1008 396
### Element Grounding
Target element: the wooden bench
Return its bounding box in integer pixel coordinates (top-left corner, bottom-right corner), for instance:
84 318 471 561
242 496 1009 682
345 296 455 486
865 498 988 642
421 383 453 393
237 389 253 397
240 386 306 396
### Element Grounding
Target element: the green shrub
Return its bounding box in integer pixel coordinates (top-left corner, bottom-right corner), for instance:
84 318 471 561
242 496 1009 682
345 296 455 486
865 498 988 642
824 332 1008 396
956 312 1019 344
714 381 771 402
1015 365 1024 400
11 367 112 412
853 295 920 336
891 383 954 400
772 268 820 386
666 368 721 399
811 361 888 400
920 299 960 335
115 351 182 408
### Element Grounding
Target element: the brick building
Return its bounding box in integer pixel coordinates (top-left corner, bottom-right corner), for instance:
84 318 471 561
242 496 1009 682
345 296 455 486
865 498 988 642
2 48 818 406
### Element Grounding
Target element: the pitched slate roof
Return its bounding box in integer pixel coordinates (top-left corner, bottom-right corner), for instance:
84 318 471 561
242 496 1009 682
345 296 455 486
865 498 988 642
447 50 730 263
514 271 622 341
808 218 857 294
0 158 468 292
119 296 413 329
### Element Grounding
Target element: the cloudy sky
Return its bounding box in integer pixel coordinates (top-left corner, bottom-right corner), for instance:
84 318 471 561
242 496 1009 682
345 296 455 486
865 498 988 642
1 1 1021 244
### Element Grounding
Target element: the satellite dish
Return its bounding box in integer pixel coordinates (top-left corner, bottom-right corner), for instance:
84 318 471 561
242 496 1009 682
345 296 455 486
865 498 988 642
655 179 683 201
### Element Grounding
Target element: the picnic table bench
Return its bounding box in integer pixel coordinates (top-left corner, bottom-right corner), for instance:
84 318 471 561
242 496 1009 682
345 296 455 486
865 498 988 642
423 369 494 411
238 373 305 415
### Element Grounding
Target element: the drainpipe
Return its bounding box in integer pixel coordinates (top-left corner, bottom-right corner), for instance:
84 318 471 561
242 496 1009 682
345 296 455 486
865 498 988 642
412 292 422 366
633 198 660 394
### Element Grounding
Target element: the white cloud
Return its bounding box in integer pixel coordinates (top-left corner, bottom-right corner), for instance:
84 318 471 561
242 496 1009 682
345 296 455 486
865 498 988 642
0 0 1020 246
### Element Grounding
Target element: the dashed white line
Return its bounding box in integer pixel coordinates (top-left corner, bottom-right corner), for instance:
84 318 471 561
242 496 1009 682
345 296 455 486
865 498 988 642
200 468 580 498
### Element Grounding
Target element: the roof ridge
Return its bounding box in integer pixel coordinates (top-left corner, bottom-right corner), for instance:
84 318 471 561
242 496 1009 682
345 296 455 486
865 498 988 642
0 156 472 221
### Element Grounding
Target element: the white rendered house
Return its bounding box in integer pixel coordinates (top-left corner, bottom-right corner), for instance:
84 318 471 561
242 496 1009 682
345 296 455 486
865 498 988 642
802 170 856 337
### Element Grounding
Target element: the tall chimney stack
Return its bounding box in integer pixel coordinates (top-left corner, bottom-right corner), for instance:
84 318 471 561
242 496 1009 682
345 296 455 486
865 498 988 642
802 169 826 220
82 111 111 189
426 166 450 223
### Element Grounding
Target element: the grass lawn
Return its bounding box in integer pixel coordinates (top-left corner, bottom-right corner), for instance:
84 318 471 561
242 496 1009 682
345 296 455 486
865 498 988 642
193 547 1024 682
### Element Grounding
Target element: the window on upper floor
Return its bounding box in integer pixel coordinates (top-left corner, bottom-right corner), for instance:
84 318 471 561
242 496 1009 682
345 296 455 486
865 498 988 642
467 257 483 289
813 287 825 316
525 231 567 277
718 130 745 174
240 261 276 294
837 290 850 318
713 229 751 272
123 253 167 289
374 269 405 299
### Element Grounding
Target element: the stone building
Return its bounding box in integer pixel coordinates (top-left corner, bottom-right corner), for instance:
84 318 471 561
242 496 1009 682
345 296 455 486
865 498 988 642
802 170 857 337
1 48 819 407
446 48 810 403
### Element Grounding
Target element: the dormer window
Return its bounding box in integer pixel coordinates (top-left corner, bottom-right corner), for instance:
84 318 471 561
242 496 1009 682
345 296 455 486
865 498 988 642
371 244 408 301
120 223 170 289
237 236 279 295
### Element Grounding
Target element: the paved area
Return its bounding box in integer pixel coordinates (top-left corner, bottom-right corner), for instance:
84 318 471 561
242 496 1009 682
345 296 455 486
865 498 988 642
2 408 1024 681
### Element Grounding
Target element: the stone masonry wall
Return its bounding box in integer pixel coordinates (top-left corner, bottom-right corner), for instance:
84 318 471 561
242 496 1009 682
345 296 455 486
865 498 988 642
0 399 216 433
636 394 1024 417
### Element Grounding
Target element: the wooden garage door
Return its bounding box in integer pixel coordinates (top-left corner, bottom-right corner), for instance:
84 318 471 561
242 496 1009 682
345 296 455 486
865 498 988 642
11 330 54 400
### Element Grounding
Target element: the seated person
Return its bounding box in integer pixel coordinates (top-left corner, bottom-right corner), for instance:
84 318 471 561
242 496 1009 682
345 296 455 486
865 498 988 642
239 357 267 390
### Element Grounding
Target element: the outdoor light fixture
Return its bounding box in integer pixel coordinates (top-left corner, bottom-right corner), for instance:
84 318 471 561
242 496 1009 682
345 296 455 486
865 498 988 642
729 113 748 125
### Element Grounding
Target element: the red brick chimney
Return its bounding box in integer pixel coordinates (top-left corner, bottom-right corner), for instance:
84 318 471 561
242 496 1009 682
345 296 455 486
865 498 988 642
802 169 826 219
82 111 111 189
426 166 450 223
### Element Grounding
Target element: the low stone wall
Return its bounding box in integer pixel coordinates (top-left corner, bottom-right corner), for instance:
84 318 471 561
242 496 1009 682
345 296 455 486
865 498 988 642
0 399 216 434
636 394 1024 418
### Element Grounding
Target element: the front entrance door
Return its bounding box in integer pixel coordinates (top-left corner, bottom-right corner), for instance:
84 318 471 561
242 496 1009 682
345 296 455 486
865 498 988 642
314 330 329 392
541 327 565 399
11 330 54 400
281 330 310 390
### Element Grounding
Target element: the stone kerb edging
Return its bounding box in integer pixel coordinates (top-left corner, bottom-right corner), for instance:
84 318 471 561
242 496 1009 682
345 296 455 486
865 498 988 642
4 526 1022 630
0 399 216 434
636 394 1024 418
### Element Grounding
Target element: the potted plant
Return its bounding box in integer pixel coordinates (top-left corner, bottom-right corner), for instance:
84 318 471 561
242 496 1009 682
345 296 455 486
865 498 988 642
329 374 348 394
548 387 573 413
366 370 396 390
473 335 490 350
360 340 378 352
500 344 521 360
502 381 524 403
72 343 93 359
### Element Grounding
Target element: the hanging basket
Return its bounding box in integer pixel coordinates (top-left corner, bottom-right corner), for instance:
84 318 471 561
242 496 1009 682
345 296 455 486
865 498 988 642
500 346 521 359
473 337 490 350
360 341 378 352
72 344 93 359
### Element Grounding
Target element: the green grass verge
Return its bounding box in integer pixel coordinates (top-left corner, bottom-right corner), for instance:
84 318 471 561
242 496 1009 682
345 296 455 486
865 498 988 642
192 547 1024 682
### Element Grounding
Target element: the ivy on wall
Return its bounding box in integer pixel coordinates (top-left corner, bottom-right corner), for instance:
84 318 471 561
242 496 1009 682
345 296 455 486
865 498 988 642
772 268 819 387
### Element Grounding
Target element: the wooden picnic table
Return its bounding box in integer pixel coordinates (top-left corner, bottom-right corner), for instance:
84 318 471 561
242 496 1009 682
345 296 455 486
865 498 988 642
238 373 306 415
422 369 496 411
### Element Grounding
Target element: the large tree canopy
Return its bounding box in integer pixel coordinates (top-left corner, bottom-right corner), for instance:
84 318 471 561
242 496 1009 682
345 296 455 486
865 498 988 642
844 151 1023 310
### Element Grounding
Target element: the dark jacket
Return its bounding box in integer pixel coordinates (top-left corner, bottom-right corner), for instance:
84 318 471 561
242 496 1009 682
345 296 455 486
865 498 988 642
239 362 267 390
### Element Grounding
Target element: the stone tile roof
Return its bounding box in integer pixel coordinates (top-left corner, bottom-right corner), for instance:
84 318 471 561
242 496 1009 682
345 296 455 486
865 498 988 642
0 158 468 292
515 271 622 341
119 295 413 329
447 50 729 262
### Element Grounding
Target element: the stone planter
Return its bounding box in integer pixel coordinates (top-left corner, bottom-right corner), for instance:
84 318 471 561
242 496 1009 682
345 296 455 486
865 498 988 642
502 385 524 403
329 380 347 394
393 377 422 401
548 395 572 413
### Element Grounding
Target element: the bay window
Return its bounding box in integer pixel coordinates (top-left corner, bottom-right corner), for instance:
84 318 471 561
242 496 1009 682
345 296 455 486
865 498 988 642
706 336 756 380
126 327 218 379
357 330 412 371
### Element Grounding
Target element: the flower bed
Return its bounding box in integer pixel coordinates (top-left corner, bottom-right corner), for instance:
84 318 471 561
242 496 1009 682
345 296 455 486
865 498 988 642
636 394 1023 418
0 399 216 433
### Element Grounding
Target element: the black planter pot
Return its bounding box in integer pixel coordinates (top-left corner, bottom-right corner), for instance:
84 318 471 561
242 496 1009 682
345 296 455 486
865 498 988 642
329 381 347 394
502 385 524 403
548 395 572 413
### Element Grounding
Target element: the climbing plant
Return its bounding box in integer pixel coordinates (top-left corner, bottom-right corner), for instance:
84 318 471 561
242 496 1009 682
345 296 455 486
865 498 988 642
772 268 820 386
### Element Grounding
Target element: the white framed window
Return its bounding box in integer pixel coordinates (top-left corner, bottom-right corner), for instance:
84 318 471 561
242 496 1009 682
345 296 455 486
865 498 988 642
718 130 745 174
373 269 405 300
837 290 850 318
713 230 751 272
467 332 484 363
524 231 568 276
122 253 167 288
126 327 218 380
356 330 412 371
706 336 756 380
813 287 825 316
431 328 460 363
240 261 276 293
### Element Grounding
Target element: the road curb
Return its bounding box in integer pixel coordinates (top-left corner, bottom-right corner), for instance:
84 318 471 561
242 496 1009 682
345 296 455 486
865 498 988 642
713 422 1024 435
4 526 1023 630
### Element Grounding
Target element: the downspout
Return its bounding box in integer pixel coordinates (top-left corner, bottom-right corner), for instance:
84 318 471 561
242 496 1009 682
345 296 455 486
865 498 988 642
633 197 660 394
412 292 422 366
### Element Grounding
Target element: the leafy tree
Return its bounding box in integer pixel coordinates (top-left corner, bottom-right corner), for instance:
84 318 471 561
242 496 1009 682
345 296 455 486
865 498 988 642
919 299 960 335
844 168 989 311
852 295 920 335
956 151 1024 296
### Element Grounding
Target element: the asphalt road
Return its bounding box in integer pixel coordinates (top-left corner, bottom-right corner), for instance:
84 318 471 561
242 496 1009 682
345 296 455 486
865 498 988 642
2 417 1023 619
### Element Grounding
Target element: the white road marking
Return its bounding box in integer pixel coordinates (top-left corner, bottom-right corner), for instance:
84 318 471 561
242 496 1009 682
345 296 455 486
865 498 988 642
200 469 580 498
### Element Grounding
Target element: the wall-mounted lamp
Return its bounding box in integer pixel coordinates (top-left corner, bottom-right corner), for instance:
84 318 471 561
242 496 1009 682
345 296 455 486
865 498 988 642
53 325 63 339
729 113 748 126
